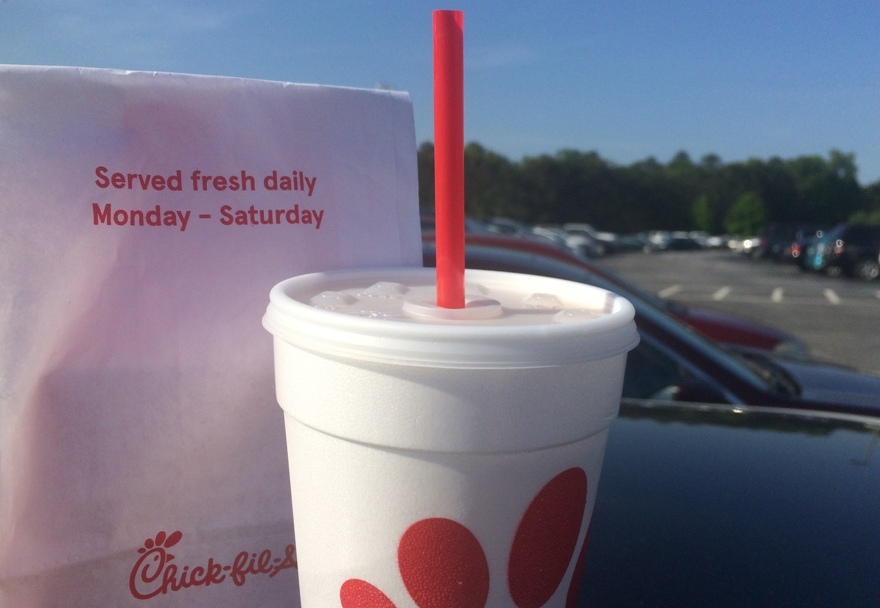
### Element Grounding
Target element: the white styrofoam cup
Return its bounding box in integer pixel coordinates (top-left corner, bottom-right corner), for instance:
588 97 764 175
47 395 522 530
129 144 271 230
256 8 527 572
263 267 638 607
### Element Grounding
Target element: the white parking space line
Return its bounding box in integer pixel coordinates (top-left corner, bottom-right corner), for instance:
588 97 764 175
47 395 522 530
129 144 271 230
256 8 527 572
824 289 841 305
658 285 682 298
713 286 731 301
771 288 784 303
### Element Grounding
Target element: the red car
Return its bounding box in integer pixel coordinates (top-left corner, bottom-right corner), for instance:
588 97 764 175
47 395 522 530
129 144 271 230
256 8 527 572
423 232 808 357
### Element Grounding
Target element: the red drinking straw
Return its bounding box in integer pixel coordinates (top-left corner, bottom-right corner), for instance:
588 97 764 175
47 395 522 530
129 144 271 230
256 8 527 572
433 10 465 309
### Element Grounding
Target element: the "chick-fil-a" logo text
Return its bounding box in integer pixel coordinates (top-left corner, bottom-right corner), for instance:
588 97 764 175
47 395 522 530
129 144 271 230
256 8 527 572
129 530 296 600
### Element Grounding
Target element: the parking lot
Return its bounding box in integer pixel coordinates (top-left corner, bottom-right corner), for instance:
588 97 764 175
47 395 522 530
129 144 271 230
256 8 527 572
598 250 880 376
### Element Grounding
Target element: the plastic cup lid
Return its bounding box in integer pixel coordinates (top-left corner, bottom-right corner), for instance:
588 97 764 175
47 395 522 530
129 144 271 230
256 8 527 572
263 267 639 369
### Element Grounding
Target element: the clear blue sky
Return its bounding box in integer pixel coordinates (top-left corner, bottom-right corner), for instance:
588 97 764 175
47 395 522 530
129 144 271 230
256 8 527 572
3 0 879 184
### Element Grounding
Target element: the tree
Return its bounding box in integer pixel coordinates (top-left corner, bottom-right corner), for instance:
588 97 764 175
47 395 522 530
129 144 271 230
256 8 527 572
849 182 880 224
725 191 767 235
417 142 435 211
622 158 689 230
414 141 875 234
829 149 857 181
520 149 617 226
785 150 862 225
692 194 715 233
668 150 695 175
463 142 523 219
700 153 723 171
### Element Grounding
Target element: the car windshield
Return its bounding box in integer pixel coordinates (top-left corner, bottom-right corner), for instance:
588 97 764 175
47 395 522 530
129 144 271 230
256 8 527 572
449 243 776 396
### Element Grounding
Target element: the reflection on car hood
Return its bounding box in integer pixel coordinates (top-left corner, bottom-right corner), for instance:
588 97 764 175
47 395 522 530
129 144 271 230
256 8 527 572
773 358 880 408
584 400 880 607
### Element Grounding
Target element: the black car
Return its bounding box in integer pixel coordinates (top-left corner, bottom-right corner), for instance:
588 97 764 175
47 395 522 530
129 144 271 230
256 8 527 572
752 223 825 261
423 236 880 417
423 236 880 606
812 223 880 280
577 400 880 607
787 228 825 266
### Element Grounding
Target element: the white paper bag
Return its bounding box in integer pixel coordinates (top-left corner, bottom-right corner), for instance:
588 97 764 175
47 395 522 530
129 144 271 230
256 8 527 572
0 65 422 607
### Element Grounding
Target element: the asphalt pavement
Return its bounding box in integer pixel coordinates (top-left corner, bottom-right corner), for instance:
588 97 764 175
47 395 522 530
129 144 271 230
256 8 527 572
597 249 880 377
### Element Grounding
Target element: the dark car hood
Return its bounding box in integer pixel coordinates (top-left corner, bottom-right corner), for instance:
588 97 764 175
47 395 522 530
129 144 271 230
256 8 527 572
772 357 880 408
584 400 880 607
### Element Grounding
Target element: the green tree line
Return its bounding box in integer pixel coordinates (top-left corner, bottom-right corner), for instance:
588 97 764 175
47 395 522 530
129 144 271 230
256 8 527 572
417 143 880 235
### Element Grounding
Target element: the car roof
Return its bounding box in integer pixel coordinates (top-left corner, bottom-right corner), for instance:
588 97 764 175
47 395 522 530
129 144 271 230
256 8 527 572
424 230 595 265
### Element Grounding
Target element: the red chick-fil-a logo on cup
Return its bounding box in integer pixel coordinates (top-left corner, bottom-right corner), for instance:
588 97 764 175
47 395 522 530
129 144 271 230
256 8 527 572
129 530 297 600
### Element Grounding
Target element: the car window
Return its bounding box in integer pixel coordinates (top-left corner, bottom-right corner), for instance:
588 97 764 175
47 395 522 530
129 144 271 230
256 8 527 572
621 339 692 399
453 243 774 397
850 225 880 244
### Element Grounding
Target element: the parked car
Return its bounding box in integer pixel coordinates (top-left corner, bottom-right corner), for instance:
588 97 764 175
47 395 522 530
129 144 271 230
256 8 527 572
776 225 825 263
483 216 533 237
578 400 880 607
420 214 489 234
424 233 808 357
643 230 706 252
422 234 880 417
562 223 619 256
530 225 598 257
612 233 649 251
811 223 880 280
533 224 604 259
747 223 824 261
784 227 825 264
798 229 830 272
